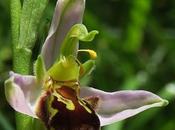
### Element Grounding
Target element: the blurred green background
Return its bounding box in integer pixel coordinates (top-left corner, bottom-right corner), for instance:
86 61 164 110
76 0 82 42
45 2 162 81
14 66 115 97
0 0 175 130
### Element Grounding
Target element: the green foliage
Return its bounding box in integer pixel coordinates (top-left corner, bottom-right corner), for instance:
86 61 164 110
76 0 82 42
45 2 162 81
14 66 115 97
15 113 46 130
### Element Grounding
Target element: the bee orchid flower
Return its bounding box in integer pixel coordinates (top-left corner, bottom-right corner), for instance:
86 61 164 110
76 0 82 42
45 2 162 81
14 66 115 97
5 0 168 130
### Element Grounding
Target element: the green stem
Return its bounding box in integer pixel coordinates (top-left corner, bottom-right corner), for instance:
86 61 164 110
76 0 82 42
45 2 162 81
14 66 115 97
10 0 48 129
10 0 21 48
13 48 31 74
10 0 32 129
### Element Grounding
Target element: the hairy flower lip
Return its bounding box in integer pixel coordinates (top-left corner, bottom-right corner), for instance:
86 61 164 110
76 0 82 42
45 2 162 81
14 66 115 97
36 86 100 130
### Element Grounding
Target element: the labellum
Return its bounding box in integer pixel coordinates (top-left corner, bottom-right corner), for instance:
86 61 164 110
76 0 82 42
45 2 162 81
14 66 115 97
36 77 100 130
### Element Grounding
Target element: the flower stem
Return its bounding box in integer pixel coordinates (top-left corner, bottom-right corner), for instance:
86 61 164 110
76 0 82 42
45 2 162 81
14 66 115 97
13 48 33 130
10 0 31 129
10 0 48 129
13 48 31 74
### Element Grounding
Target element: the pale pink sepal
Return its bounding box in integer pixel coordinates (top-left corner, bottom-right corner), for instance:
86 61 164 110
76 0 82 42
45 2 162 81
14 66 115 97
4 72 42 118
41 0 85 69
80 87 168 126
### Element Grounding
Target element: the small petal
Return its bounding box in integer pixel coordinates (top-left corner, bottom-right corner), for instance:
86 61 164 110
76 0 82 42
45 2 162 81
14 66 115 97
5 72 43 117
41 0 85 69
60 24 98 57
80 60 96 78
80 87 168 126
34 55 46 81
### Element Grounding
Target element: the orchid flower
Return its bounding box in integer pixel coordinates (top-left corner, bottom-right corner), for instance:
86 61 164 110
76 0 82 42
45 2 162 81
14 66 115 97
5 0 168 130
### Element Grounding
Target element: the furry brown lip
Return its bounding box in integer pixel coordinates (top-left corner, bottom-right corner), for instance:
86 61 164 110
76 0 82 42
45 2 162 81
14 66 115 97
36 82 100 130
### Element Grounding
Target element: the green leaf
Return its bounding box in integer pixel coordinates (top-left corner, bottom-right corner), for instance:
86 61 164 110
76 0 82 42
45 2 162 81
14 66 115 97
104 121 124 130
18 0 49 49
60 24 99 57
0 112 14 130
16 113 46 130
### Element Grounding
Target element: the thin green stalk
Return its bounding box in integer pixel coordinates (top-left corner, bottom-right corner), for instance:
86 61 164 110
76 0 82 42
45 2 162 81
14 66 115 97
10 0 48 129
10 0 31 129
10 0 21 48
13 46 33 130
10 0 30 73
13 48 31 74
10 0 32 129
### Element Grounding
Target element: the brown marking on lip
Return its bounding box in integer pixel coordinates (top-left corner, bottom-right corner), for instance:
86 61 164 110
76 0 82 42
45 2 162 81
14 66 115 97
36 86 100 130
83 96 100 110
35 91 50 128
